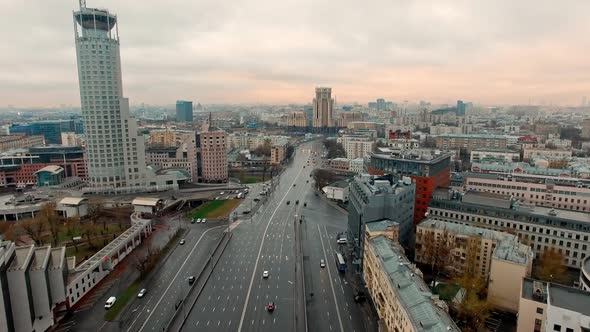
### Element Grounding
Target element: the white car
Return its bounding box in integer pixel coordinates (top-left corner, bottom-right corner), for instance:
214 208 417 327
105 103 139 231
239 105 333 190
220 191 225 195
137 288 147 298
201 218 207 223
262 271 269 278
196 218 202 223
105 296 116 309
336 238 347 244
180 239 186 245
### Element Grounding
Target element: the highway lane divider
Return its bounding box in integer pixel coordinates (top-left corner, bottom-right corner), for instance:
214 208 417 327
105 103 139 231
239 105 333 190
165 230 233 332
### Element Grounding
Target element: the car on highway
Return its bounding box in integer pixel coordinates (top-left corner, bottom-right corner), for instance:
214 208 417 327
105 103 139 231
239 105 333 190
262 271 269 278
188 276 196 284
295 200 299 205
293 184 296 187
320 259 326 268
243 210 251 214
304 202 307 207
137 288 147 298
266 302 276 312
179 239 186 245
105 296 116 309
286 201 290 205
253 198 260 202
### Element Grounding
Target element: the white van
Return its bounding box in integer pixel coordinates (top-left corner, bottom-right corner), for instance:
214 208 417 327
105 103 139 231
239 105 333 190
336 238 347 244
105 296 116 309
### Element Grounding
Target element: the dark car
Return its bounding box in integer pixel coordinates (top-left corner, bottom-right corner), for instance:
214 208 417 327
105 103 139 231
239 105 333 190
266 302 276 312
188 276 195 284
254 198 260 202
354 291 367 303
295 200 299 205
304 202 307 207
293 184 296 187
286 201 290 205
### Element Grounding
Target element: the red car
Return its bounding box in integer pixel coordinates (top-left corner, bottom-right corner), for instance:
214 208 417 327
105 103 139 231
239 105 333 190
266 302 276 312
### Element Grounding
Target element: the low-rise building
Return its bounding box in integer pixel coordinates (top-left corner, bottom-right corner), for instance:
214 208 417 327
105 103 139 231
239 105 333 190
0 134 45 152
416 218 533 312
363 235 459 332
328 158 351 172
35 165 65 186
470 148 520 163
428 190 590 269
517 278 590 332
388 138 419 150
461 172 590 212
322 180 349 202
286 111 308 128
56 197 89 219
270 143 286 165
435 133 507 153
523 147 573 162
349 158 364 173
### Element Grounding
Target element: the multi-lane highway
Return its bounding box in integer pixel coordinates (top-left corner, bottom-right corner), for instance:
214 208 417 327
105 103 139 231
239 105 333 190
177 141 370 332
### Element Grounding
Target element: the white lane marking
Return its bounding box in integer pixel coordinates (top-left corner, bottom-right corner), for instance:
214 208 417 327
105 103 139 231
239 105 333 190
136 225 225 332
237 156 306 332
318 223 345 332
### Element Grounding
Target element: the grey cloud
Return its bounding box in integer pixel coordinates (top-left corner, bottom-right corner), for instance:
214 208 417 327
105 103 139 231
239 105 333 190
0 0 588 106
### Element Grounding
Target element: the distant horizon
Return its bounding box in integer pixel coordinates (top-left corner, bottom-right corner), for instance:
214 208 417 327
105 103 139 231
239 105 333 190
1 0 589 108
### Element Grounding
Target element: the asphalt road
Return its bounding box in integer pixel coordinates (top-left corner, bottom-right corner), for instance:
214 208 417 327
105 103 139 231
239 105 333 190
179 141 370 332
124 222 226 332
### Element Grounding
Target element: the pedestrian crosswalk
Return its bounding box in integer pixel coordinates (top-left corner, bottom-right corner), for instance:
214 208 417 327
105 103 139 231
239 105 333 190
73 279 118 313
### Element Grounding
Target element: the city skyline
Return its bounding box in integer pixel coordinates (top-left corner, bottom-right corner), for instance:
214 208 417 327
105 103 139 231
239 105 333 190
1 0 590 107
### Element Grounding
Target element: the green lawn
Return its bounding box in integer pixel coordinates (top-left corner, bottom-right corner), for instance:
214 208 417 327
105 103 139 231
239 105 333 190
240 175 265 183
433 283 461 301
65 244 96 262
104 279 141 321
188 200 241 219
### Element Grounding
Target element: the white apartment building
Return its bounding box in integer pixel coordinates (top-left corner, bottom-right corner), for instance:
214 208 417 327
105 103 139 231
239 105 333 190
388 138 419 150
74 4 173 191
200 130 228 183
517 278 590 332
461 172 590 212
428 190 590 269
470 148 520 163
416 219 533 312
363 236 459 332
337 135 374 159
60 132 85 147
349 158 364 173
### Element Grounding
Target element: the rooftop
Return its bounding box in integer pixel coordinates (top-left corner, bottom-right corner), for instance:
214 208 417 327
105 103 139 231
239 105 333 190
59 197 87 206
365 218 399 232
522 278 590 317
326 180 349 189
132 197 163 207
371 149 451 164
8 244 34 272
370 236 459 331
472 148 518 153
437 133 506 139
34 165 64 175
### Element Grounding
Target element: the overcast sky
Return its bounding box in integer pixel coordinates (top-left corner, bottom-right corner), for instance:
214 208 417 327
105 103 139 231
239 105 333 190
1 0 589 107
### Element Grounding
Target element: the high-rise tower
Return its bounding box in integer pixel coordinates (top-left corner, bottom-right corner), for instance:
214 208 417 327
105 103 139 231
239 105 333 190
73 1 149 188
312 87 334 128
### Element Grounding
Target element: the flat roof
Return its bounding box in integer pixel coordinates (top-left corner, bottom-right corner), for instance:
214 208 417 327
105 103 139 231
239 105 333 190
31 246 51 271
365 219 399 232
437 133 506 139
8 244 34 272
131 197 163 207
34 165 64 175
59 197 87 206
522 278 590 317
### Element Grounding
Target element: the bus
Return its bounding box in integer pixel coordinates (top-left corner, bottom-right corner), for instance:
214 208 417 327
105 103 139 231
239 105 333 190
335 253 346 273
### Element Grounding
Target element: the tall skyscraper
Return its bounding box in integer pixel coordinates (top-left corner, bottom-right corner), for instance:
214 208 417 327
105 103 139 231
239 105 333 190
456 100 466 116
312 87 334 128
176 100 193 122
73 2 149 188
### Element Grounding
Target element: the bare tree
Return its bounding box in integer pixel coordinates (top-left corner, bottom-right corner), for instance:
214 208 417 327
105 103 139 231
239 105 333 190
417 227 453 286
130 245 162 280
0 222 19 243
36 203 61 245
20 218 47 245
534 247 568 284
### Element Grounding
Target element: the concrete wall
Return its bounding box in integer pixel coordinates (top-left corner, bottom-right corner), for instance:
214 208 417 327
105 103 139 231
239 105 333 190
30 268 53 332
516 297 546 332
488 258 529 312
48 265 67 305
7 269 34 332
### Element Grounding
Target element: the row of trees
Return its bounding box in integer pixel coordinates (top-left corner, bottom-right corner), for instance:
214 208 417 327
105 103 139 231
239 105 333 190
323 139 345 159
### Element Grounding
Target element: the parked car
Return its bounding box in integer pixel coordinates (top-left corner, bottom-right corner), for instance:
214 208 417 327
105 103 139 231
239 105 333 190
137 288 147 298
188 276 196 284
180 239 186 245
286 201 290 205
201 218 206 223
336 238 347 244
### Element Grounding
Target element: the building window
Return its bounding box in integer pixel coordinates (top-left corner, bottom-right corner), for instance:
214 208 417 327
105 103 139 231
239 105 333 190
553 324 561 331
536 307 543 314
